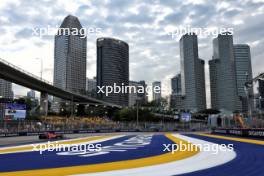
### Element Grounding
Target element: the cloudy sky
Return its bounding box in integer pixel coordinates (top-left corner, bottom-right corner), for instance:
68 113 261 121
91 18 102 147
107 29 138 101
0 0 263 107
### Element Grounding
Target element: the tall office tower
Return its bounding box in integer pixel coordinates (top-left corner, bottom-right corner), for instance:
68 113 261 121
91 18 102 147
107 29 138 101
209 33 239 112
152 81 161 102
53 15 87 94
171 74 181 95
0 79 13 99
180 33 206 112
170 74 184 110
52 15 86 112
234 44 253 112
97 38 129 106
138 80 148 104
259 80 264 110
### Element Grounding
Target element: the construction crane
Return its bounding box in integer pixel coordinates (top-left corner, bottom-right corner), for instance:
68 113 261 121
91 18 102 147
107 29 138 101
245 73 264 88
234 113 246 128
244 72 264 120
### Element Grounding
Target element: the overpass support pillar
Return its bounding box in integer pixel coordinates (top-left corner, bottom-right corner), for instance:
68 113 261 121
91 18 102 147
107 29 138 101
70 95 74 117
40 92 48 116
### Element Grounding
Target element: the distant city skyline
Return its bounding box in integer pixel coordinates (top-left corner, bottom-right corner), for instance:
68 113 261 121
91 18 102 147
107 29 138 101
0 0 263 108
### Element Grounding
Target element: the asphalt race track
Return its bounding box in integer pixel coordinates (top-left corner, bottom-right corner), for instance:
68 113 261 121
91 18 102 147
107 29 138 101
0 133 263 176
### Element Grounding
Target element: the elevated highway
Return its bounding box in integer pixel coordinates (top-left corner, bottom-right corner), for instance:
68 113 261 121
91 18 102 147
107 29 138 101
0 58 121 115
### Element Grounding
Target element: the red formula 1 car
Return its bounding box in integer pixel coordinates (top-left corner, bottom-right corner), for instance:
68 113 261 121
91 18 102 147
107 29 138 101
39 132 64 140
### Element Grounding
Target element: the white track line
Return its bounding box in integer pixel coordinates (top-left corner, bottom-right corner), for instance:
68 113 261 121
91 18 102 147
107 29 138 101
73 134 236 176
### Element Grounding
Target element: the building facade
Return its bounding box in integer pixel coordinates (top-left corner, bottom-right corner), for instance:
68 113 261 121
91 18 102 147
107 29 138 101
97 38 129 106
170 94 184 110
152 81 161 103
234 44 253 112
128 80 148 107
129 81 140 107
0 79 13 119
171 74 181 95
138 80 148 104
209 33 239 112
0 79 13 99
180 33 206 112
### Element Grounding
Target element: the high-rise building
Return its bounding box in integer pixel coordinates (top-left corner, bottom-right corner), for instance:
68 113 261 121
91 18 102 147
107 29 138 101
52 15 86 112
234 44 253 112
128 80 148 107
180 33 206 112
209 33 239 112
170 74 184 110
129 81 140 107
0 79 13 99
138 80 148 104
171 74 181 95
152 81 161 102
53 15 86 94
97 38 129 106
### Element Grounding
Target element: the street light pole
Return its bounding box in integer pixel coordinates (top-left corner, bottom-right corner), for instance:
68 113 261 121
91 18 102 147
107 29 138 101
136 100 139 127
259 96 262 112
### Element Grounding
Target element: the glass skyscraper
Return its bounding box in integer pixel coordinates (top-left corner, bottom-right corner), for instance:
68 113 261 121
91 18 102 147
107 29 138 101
234 44 253 112
53 15 86 94
180 33 206 112
97 38 129 106
52 15 87 112
171 74 181 95
209 33 240 112
152 81 161 102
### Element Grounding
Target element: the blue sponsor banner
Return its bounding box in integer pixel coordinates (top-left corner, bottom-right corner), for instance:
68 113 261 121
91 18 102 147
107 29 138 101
181 112 192 122
5 103 26 119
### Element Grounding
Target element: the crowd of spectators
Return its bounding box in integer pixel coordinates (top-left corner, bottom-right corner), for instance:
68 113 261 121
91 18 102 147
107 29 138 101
41 116 119 130
0 116 120 133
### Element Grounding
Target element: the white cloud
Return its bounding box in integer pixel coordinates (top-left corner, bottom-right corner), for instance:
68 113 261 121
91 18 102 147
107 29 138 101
0 0 263 108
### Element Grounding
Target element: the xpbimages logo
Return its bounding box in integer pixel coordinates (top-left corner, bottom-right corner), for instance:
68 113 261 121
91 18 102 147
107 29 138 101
32 142 102 154
97 83 160 96
163 142 234 154
31 25 102 38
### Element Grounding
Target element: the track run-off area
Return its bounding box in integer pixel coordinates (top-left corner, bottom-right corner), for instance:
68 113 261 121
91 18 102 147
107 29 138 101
0 133 263 176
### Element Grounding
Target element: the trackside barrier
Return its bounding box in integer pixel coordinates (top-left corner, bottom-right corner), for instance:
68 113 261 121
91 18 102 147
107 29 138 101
0 129 146 137
212 128 264 138
0 120 208 137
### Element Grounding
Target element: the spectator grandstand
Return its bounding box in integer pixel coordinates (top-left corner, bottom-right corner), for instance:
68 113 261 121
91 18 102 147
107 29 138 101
0 115 208 134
